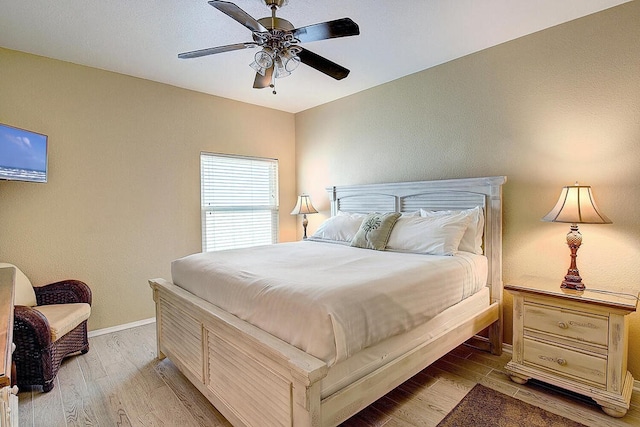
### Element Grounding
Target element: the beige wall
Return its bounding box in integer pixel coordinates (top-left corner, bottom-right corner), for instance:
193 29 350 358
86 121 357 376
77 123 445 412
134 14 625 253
296 2 640 376
0 48 297 330
1 0 639 379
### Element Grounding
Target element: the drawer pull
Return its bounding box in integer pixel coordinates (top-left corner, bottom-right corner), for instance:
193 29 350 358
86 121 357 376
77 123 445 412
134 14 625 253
557 321 568 329
557 358 567 366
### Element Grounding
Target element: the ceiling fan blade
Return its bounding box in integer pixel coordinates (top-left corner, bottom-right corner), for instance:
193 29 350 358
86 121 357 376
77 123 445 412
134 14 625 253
292 18 359 43
298 48 350 80
178 42 258 59
209 1 267 33
253 66 274 89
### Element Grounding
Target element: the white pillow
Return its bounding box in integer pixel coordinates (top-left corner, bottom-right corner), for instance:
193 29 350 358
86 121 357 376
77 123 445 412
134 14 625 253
386 214 472 256
420 206 484 254
0 262 37 307
309 211 366 243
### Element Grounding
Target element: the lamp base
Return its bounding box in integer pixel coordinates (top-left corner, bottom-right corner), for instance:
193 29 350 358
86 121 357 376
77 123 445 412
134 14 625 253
561 275 585 291
560 223 585 291
302 213 308 240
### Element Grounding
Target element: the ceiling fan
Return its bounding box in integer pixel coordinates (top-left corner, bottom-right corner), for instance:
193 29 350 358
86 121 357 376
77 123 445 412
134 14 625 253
179 0 360 94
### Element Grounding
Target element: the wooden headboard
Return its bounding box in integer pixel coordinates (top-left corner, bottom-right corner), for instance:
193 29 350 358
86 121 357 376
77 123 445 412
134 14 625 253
325 176 507 312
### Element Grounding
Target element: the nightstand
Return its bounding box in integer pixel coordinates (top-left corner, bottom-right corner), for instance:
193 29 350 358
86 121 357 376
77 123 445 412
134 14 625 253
505 276 638 417
1 267 18 427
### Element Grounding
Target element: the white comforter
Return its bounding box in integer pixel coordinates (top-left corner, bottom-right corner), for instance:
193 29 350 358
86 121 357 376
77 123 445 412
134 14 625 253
171 241 487 366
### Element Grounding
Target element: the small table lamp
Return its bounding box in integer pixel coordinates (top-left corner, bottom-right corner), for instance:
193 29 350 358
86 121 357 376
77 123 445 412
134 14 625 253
542 183 612 290
290 194 318 239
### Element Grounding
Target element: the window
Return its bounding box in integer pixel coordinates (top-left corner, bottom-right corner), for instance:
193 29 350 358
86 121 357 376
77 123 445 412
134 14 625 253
201 152 279 252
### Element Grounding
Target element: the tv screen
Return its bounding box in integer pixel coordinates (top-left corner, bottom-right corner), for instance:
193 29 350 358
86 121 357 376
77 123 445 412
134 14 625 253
0 123 48 183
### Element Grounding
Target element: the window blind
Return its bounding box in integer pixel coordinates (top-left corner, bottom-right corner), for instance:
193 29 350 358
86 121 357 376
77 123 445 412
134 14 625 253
201 152 279 252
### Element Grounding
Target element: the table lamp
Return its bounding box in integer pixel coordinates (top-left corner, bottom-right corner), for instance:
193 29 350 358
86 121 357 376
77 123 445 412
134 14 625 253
542 183 612 290
290 194 318 239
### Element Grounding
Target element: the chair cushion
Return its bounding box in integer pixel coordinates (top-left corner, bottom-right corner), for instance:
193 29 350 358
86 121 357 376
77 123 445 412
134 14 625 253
0 263 37 307
33 303 91 342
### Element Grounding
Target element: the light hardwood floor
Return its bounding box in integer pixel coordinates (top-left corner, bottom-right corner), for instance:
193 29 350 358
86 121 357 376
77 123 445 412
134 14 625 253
18 323 639 427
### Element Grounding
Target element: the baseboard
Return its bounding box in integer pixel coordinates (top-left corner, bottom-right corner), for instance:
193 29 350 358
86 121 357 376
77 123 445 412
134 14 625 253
88 317 156 338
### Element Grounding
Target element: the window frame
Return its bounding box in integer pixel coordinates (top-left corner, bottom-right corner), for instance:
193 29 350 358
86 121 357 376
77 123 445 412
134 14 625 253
200 152 279 252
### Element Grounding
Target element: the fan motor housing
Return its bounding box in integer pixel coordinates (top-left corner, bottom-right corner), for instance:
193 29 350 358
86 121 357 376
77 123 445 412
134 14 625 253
257 16 294 31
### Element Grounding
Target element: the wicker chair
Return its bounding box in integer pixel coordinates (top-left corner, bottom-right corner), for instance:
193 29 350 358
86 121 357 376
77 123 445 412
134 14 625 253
3 263 92 392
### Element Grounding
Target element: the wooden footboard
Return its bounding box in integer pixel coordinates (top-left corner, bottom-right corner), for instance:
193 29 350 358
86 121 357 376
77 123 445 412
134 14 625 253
151 278 499 427
151 278 328 427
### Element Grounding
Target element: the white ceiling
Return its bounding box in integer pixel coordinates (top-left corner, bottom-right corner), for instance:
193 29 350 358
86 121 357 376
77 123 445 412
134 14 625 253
0 0 629 113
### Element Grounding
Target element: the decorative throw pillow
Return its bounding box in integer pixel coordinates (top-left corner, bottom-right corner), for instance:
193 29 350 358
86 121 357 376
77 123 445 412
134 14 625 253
350 212 401 250
421 206 484 254
309 211 366 243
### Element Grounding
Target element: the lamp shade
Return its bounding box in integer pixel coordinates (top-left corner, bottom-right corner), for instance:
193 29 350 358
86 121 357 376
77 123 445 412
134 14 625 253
542 184 611 224
290 194 318 215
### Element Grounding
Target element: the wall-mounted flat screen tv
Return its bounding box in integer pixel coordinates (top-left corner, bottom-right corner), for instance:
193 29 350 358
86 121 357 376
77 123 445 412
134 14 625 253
0 123 48 183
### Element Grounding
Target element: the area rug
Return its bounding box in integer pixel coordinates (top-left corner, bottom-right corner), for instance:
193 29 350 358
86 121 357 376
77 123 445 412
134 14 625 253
437 384 586 427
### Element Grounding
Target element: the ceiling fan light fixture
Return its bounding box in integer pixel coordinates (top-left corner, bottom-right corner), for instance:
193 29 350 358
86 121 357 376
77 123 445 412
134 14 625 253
281 47 300 72
254 48 274 68
249 60 267 76
274 56 290 78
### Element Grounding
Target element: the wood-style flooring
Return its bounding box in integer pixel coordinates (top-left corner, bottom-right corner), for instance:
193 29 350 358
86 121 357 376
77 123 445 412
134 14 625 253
18 323 639 426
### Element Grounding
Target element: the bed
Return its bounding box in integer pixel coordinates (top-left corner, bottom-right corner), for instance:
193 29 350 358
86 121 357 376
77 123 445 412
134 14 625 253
149 175 506 426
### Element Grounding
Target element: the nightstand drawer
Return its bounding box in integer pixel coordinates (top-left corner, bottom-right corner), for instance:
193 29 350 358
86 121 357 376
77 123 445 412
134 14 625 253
524 303 608 346
523 338 606 387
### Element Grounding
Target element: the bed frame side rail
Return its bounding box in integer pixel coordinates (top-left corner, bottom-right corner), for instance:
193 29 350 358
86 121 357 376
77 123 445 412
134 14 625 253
321 301 499 426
